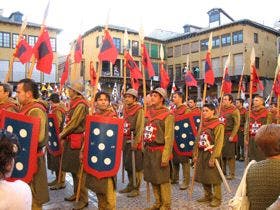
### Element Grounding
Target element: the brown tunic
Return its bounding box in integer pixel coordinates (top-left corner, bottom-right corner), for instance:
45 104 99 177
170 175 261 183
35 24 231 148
61 95 89 173
143 106 174 184
193 117 224 185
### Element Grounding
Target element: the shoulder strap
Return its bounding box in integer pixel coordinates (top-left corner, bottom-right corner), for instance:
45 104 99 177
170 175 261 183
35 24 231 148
236 160 256 197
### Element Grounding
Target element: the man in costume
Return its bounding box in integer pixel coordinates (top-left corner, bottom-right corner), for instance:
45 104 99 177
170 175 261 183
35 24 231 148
59 81 89 210
0 83 18 112
119 89 144 197
171 91 190 190
143 87 174 210
16 78 49 210
219 94 240 180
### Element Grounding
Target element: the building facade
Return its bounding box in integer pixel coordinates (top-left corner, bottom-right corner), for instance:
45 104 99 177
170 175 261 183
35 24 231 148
0 11 61 84
78 8 280 98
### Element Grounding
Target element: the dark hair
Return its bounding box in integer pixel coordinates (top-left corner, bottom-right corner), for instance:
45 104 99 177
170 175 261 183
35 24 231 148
203 103 216 111
173 91 185 102
0 83 13 97
255 124 280 157
0 129 20 178
18 78 39 99
48 93 60 103
95 91 110 102
188 96 197 103
223 94 233 102
236 98 244 104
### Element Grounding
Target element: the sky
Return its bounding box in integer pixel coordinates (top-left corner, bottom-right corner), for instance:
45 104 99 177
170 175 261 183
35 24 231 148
1 0 279 55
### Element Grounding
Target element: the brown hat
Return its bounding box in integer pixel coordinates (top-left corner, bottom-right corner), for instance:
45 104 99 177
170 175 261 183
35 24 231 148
66 81 84 95
124 89 138 98
151 87 167 99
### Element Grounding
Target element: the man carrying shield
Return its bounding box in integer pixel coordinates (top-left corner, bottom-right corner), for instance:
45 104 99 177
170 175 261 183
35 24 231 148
143 87 174 210
83 91 118 209
171 91 190 190
16 78 49 210
47 93 67 190
119 88 144 197
59 81 89 210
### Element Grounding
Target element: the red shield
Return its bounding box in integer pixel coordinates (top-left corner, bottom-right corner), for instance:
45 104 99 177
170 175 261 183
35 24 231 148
0 110 39 183
47 114 62 156
174 112 199 156
83 115 124 179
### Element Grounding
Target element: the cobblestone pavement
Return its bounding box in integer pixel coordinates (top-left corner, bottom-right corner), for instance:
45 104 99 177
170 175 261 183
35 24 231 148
44 160 245 210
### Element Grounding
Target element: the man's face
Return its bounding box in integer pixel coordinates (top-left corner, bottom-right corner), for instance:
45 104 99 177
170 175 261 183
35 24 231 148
172 94 181 106
202 107 214 119
124 94 135 106
188 99 196 108
0 86 8 101
151 92 163 106
222 95 231 106
68 88 76 99
16 83 29 105
96 94 109 111
236 100 242 108
253 97 263 107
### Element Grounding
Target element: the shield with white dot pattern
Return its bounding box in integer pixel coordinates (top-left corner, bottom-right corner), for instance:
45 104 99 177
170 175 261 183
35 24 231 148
83 115 124 179
174 112 199 156
47 114 62 156
0 110 39 183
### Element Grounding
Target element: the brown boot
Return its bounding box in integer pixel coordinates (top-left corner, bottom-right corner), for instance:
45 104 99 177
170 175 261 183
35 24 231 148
197 196 212 203
127 189 140 197
209 198 221 207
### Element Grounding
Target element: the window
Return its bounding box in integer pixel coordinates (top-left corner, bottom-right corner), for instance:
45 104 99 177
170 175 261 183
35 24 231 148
152 62 159 76
191 41 199 53
212 36 220 48
50 38 56 52
167 47 173 58
200 39 208 51
232 31 243 44
182 44 190 55
175 64 182 81
174 45 181 57
28 35 38 47
209 12 220 23
132 41 139 56
168 65 174 82
151 44 158 58
113 37 121 53
233 53 244 75
12 34 19 48
221 34 231 46
0 32 11 48
96 36 100 48
254 33 258 43
255 57 260 69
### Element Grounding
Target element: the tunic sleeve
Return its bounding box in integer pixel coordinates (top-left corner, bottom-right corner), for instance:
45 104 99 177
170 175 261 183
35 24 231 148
210 124 224 161
133 108 144 148
161 114 174 163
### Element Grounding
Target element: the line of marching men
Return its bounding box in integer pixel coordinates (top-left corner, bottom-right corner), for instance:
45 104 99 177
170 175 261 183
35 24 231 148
0 79 276 210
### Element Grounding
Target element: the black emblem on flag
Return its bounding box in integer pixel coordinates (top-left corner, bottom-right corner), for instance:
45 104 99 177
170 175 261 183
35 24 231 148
38 42 49 59
100 40 112 52
18 45 27 57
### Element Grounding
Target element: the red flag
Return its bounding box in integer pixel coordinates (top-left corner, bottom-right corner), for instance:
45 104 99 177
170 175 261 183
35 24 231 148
98 30 118 64
130 72 140 90
33 29 53 74
251 65 264 93
74 35 82 63
60 55 70 87
185 70 197 87
141 44 155 78
222 67 232 94
125 52 142 79
90 61 97 86
14 38 33 64
160 62 170 89
204 51 214 85
273 70 280 95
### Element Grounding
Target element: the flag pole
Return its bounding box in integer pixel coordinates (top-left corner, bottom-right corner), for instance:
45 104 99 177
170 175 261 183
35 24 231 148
268 55 280 105
5 19 27 82
185 55 190 102
189 32 216 199
139 24 150 205
27 0 50 79
237 64 245 98
245 47 255 166
217 53 231 115
123 29 128 94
